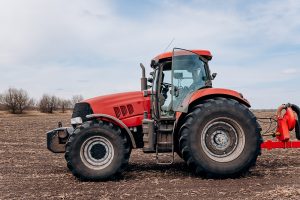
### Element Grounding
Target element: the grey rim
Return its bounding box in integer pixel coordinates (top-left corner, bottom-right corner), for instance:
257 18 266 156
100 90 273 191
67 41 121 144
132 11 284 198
80 136 114 170
201 117 245 162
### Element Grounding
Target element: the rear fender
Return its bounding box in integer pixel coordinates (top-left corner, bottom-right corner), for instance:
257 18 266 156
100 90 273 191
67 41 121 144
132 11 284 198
188 88 250 109
174 88 251 141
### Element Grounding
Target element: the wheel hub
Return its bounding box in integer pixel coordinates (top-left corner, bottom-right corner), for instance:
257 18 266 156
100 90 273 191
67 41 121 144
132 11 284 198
201 117 245 163
80 136 114 170
212 131 230 150
90 143 107 160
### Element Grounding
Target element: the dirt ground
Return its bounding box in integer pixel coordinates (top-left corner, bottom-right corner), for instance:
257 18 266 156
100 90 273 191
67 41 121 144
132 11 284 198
0 111 299 200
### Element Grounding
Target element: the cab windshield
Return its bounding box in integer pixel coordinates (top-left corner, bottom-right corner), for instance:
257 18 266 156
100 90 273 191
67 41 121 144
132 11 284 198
152 49 211 118
172 49 210 112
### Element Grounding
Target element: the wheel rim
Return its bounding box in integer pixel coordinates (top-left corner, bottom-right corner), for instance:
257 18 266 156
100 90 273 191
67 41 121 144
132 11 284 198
80 136 114 170
201 117 245 163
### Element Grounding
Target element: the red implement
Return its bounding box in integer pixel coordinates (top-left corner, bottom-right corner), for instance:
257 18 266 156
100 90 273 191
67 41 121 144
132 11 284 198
261 140 300 150
261 104 300 149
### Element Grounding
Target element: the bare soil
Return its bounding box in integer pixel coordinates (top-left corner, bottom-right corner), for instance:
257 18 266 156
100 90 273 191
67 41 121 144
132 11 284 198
0 111 299 200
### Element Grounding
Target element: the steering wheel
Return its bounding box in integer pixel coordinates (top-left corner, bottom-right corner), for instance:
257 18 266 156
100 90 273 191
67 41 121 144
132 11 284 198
162 82 172 88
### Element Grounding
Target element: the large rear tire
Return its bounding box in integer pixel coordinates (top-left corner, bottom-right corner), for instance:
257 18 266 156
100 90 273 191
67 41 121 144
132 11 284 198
65 120 131 181
179 97 262 178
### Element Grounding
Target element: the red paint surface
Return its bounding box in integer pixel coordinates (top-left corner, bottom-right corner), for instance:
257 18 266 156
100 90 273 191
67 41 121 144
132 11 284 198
261 140 300 149
276 107 296 141
262 105 299 149
176 88 251 120
84 91 150 127
189 88 250 106
153 49 212 62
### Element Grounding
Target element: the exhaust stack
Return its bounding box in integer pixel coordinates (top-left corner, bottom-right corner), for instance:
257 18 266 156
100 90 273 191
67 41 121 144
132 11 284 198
140 63 147 91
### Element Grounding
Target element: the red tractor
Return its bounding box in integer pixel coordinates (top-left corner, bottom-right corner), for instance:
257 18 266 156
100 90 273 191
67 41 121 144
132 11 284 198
47 48 300 180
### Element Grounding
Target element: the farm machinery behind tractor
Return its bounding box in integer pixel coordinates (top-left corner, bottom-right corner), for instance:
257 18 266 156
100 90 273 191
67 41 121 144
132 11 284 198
46 48 300 181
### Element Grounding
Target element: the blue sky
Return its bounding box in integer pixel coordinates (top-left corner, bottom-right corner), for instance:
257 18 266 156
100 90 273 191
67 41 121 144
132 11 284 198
0 0 299 108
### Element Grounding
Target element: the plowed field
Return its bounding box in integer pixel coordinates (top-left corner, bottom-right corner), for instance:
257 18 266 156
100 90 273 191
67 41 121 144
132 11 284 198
0 111 299 199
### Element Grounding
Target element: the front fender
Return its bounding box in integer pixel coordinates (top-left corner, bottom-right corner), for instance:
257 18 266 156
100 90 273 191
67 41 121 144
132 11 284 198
86 114 137 148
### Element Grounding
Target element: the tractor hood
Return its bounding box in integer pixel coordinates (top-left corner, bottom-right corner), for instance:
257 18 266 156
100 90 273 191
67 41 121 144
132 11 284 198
82 91 148 120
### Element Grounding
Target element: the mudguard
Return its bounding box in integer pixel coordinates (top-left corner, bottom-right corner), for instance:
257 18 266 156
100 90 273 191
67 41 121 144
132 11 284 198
188 88 250 108
175 88 250 120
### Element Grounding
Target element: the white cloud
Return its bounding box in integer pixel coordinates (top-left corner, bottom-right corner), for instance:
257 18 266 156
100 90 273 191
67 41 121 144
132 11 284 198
282 68 298 74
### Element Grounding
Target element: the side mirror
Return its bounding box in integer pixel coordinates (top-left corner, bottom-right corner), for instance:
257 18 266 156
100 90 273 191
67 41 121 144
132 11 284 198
150 60 158 68
147 77 153 83
212 73 217 80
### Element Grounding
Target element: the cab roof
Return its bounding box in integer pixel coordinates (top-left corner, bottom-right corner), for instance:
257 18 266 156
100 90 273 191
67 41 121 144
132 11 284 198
153 49 212 62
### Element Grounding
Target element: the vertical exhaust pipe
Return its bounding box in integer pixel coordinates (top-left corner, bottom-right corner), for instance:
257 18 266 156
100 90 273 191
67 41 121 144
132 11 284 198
140 63 147 91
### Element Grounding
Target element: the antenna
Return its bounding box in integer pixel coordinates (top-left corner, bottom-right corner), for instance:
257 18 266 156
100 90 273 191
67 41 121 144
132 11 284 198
163 38 175 52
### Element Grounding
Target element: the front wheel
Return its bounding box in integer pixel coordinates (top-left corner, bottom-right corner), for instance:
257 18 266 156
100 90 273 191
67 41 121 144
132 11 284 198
65 120 131 181
179 97 262 178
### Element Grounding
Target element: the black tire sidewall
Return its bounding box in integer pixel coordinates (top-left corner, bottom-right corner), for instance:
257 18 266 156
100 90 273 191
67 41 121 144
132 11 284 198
68 124 126 180
187 100 259 176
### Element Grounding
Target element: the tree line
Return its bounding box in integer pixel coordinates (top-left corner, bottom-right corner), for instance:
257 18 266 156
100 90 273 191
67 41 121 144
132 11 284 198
0 87 83 114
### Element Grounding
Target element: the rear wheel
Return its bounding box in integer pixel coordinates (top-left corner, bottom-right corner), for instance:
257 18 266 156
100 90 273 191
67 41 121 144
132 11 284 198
65 120 131 181
179 97 262 177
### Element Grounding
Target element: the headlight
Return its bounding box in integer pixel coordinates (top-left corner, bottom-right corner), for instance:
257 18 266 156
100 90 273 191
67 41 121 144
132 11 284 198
71 117 83 125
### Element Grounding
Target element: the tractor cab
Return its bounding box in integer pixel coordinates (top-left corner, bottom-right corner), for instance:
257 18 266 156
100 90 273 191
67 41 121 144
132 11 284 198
150 48 213 118
141 49 215 158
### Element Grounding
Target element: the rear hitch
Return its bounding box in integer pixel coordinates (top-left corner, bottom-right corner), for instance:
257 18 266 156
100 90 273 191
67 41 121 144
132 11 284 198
46 122 73 153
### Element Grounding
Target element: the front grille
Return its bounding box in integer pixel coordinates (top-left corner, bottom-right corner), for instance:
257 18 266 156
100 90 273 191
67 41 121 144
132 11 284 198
72 102 93 122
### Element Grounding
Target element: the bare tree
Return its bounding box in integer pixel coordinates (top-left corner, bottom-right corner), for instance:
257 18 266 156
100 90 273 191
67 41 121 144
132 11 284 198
0 93 5 110
16 90 34 113
39 94 59 113
1 88 34 114
39 95 50 113
71 95 84 108
3 88 17 113
59 99 71 113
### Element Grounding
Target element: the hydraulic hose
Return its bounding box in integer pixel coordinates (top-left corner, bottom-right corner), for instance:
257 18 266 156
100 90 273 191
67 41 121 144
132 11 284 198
291 104 300 140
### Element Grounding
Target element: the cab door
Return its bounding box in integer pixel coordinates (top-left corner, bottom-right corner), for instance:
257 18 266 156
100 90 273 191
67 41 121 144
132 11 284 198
172 48 209 113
